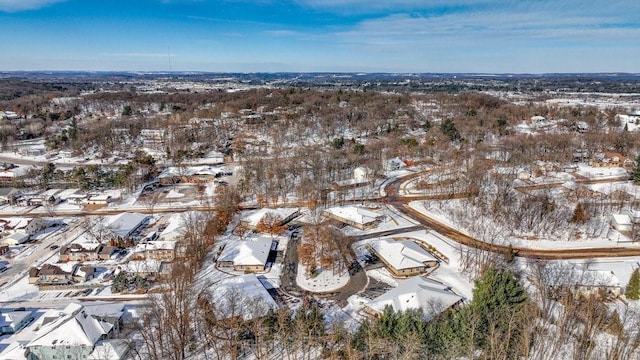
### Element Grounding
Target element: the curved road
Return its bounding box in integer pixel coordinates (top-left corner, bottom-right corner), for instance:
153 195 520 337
384 171 640 260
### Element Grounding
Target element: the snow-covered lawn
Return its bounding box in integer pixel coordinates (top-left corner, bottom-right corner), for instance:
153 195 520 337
296 263 349 293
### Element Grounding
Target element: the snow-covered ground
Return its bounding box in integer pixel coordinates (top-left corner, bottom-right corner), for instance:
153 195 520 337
296 262 349 293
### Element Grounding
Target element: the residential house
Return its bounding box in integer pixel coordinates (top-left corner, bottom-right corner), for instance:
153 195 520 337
364 276 464 320
66 193 89 206
133 241 176 261
87 339 130 360
546 267 623 297
368 238 439 277
323 206 384 230
71 265 95 283
30 264 74 286
590 151 629 168
102 212 149 240
0 244 8 255
239 207 300 231
217 238 274 273
157 165 224 185
59 244 116 262
0 165 33 183
0 309 33 335
25 303 120 360
611 213 633 232
206 274 278 320
59 244 96 262
87 194 113 205
1 232 30 245
0 218 46 245
28 263 94 288
97 245 118 260
0 187 20 204
0 217 45 238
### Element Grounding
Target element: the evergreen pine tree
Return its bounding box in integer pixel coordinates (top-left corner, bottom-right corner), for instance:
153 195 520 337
626 268 640 300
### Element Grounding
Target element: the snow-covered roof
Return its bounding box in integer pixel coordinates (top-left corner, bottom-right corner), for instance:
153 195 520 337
88 339 130 360
158 165 224 179
82 303 125 320
219 238 273 266
208 274 278 320
0 217 35 230
370 239 437 270
546 266 622 288
0 341 27 360
2 232 30 245
27 303 108 348
323 206 382 226
0 166 33 178
103 212 148 238
56 188 81 200
0 310 32 331
40 189 62 198
367 276 463 318
157 214 185 242
611 213 632 226
134 241 176 253
165 189 184 199
240 207 299 229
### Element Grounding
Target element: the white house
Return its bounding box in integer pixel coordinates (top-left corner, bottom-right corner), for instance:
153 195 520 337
546 266 623 297
0 309 33 335
368 238 439 277
0 217 45 243
207 274 278 320
611 213 633 232
25 303 114 360
103 212 149 239
217 237 274 272
365 276 463 320
323 206 384 230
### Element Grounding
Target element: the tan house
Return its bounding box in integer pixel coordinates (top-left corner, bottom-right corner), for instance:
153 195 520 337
547 268 623 298
217 238 273 273
29 263 95 288
323 206 384 230
30 264 73 286
59 244 96 262
133 241 176 261
367 238 439 277
364 276 463 320
59 244 116 262
590 151 631 169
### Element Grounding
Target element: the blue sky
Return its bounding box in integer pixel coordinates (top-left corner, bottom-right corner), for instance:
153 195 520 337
1 0 638 73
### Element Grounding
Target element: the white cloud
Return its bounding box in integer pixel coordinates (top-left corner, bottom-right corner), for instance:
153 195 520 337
0 0 65 12
327 2 640 72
